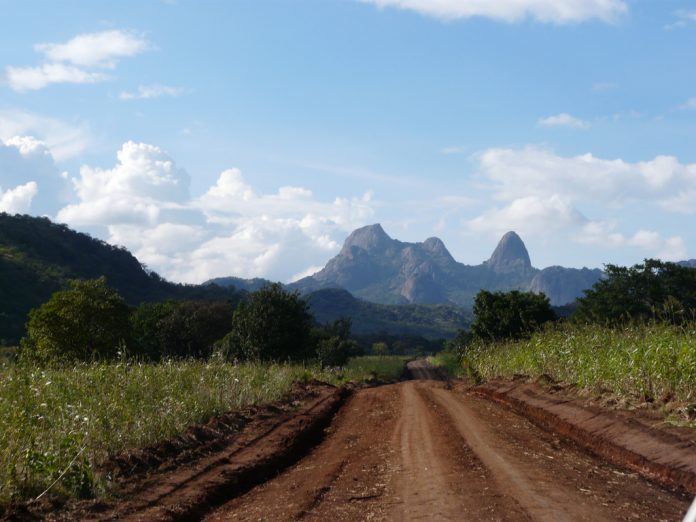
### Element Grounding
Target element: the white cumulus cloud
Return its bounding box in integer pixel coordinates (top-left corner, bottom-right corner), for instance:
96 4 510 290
466 145 693 261
56 142 375 283
360 0 627 24
0 182 38 214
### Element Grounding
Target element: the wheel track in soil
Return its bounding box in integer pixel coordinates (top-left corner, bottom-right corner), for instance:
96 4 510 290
34 361 693 522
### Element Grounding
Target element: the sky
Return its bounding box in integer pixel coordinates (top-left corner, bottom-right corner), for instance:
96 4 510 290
1 0 696 284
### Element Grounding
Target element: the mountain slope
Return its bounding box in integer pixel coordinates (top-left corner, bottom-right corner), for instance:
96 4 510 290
290 224 603 307
306 288 471 339
0 213 242 344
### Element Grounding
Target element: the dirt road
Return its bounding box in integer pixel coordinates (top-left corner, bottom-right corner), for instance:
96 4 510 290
204 361 690 521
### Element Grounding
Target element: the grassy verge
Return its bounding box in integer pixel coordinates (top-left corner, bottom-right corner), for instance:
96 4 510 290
0 356 407 503
344 355 410 381
466 322 696 419
427 351 463 378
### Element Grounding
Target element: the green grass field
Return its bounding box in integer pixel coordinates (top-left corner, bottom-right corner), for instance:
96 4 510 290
0 355 407 503
464 322 696 416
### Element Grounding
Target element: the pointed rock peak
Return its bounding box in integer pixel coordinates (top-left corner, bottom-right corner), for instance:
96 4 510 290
486 231 532 273
341 223 392 253
422 237 452 258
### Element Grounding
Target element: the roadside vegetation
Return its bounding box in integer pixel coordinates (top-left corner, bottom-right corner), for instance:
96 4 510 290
433 259 696 424
1 277 411 503
0 355 407 503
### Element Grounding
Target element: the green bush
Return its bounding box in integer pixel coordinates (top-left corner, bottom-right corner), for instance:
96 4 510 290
20 277 131 364
218 284 313 361
471 290 555 341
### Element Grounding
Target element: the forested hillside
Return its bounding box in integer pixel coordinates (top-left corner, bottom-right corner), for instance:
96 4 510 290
0 214 241 344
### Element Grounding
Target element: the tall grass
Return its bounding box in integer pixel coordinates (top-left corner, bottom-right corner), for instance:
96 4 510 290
0 356 406 503
344 355 410 381
466 322 696 406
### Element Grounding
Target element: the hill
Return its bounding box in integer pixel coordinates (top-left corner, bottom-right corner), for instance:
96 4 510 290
290 224 604 307
306 288 471 339
0 213 242 344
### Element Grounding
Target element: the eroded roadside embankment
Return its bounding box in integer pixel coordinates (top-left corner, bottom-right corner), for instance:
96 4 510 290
2 382 349 522
472 380 696 495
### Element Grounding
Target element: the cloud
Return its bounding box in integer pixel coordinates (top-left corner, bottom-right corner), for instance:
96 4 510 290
0 136 71 216
466 146 693 261
665 10 696 30
4 30 150 91
0 182 38 214
56 142 376 283
34 30 150 68
578 223 687 261
119 84 183 100
5 63 107 91
58 141 191 227
538 113 590 129
475 146 696 204
467 195 586 237
592 82 617 92
679 98 696 110
360 0 628 24
0 109 91 161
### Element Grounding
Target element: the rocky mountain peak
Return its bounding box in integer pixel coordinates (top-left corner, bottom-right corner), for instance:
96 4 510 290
486 231 532 273
341 223 392 253
422 237 451 258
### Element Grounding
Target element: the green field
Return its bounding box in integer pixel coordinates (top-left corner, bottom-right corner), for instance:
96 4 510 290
462 322 696 419
0 356 406 502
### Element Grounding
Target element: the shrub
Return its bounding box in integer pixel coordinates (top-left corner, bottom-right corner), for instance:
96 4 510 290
20 277 131 364
218 284 313 361
471 290 555 341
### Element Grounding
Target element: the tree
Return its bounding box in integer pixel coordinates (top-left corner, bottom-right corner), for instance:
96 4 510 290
218 284 313 361
471 290 555 341
131 300 234 359
575 259 696 324
314 318 361 367
20 277 132 364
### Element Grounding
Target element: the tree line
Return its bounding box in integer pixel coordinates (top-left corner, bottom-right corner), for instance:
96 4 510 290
19 278 360 367
449 259 696 350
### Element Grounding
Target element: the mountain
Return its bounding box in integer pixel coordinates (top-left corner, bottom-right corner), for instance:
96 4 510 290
306 288 471 339
290 224 603 307
0 213 242 345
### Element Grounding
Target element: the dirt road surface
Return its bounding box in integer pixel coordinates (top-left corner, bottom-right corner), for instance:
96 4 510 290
204 360 691 521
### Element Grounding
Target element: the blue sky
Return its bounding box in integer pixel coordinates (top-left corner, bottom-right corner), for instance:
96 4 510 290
1 0 696 283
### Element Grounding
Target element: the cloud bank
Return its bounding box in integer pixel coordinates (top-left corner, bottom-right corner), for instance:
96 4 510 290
467 146 693 260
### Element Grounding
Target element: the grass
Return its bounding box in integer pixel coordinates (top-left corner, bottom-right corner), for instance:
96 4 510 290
427 351 464 378
0 355 407 503
344 355 410 381
465 322 696 414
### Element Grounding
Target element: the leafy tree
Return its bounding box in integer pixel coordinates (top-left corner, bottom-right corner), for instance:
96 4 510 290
218 284 313 361
575 259 696 324
471 290 555 341
130 300 234 359
20 277 132 364
314 318 361 367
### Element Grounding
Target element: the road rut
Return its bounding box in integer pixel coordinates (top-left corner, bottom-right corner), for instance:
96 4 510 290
205 361 690 521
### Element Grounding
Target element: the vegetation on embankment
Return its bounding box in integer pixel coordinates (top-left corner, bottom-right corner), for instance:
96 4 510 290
463 322 696 418
0 355 407 503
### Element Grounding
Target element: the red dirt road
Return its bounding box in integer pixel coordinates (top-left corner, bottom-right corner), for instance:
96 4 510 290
204 361 691 521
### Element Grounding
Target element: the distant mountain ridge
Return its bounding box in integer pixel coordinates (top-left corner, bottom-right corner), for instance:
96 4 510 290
288 224 604 307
